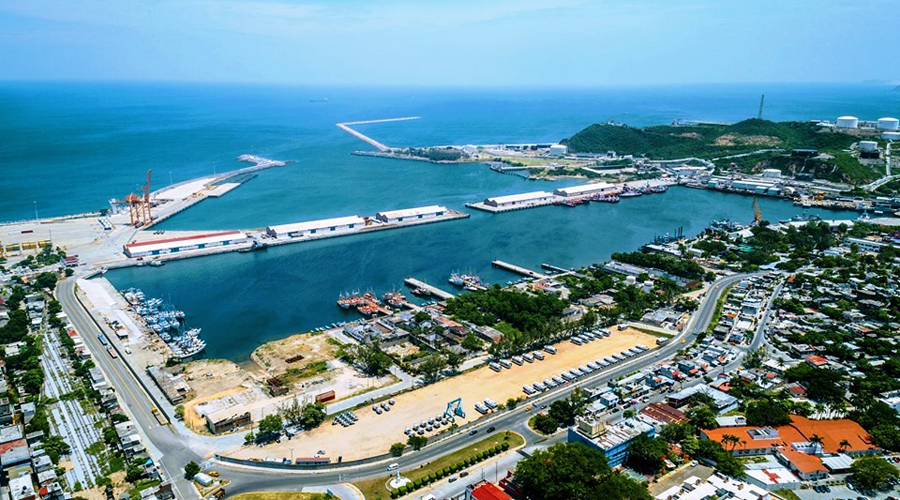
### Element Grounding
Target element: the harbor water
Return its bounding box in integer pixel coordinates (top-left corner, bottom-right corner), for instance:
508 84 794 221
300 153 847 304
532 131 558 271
0 82 883 361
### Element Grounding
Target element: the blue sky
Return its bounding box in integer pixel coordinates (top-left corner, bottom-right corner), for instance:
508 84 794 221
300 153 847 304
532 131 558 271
1 0 897 86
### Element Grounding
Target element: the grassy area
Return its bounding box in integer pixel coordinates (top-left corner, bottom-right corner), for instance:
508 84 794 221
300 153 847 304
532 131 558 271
775 489 802 500
354 431 525 500
631 326 675 338
228 494 330 500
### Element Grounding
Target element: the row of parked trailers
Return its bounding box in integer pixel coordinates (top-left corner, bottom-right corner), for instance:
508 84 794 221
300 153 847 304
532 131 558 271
488 345 555 372
570 328 611 346
474 398 499 415
521 344 650 396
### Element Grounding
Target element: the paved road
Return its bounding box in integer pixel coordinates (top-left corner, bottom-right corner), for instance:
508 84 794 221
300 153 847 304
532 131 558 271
56 271 753 499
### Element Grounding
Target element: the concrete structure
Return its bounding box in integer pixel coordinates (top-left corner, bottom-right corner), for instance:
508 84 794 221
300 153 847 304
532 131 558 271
654 474 773 500
877 117 899 130
554 182 614 198
731 180 776 193
667 385 738 413
844 236 890 253
266 216 367 238
743 464 802 491
567 416 655 467
836 116 859 129
859 140 878 153
123 231 248 258
376 205 448 223
483 191 555 208
761 169 782 178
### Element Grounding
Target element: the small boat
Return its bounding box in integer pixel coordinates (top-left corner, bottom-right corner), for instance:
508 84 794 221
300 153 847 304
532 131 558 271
411 287 431 297
239 241 269 253
149 260 164 267
448 272 465 286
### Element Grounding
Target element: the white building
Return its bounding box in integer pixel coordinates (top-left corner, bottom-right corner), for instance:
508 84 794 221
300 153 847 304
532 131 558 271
484 191 555 208
858 140 878 152
376 205 449 223
553 182 614 198
265 215 366 238
731 180 775 193
744 464 802 491
123 231 249 258
877 117 899 130
655 474 773 500
761 169 782 178
548 144 568 156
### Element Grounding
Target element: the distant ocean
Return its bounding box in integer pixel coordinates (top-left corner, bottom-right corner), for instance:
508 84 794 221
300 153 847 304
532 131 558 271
1 82 894 361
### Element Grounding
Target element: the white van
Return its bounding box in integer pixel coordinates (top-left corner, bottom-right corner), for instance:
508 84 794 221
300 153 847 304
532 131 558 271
387 463 399 471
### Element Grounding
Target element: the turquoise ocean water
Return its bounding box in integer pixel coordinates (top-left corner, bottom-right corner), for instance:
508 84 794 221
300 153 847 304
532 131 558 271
1 82 895 361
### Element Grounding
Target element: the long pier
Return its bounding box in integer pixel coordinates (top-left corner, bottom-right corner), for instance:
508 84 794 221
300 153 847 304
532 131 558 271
404 278 455 300
492 260 547 278
336 117 420 152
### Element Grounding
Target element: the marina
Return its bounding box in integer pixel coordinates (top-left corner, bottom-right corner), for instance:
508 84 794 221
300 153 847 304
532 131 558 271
404 277 455 300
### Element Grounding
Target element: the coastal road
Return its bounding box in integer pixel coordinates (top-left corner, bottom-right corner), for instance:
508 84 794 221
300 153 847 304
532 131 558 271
56 271 752 498
56 277 202 500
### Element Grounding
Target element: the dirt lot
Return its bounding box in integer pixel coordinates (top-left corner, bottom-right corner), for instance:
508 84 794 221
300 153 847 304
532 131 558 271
182 359 252 401
230 328 655 461
251 332 339 379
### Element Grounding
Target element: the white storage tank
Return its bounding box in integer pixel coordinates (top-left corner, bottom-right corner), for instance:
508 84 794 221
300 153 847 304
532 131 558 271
859 141 878 152
877 117 899 130
836 116 859 129
883 131 900 141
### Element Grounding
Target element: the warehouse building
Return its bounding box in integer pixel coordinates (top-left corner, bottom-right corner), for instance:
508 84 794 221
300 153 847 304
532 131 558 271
123 231 248 258
376 205 448 223
484 191 555 208
554 182 614 197
266 215 367 238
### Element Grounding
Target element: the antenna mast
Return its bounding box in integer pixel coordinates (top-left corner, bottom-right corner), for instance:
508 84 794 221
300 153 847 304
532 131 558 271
758 94 765 120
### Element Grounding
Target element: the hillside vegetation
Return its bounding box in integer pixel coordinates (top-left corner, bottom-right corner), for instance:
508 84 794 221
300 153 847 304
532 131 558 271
563 119 856 159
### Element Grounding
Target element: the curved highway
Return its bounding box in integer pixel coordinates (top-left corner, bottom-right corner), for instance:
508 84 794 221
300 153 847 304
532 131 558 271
57 271 756 497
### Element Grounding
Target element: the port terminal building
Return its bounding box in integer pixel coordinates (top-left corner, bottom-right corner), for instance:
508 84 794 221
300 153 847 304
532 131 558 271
376 205 448 223
266 216 367 239
483 191 556 208
554 182 614 198
123 231 248 258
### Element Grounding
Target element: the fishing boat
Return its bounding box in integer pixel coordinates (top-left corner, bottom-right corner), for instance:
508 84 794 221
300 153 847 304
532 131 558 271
411 287 431 297
238 240 269 253
382 291 406 307
448 272 465 286
619 188 642 198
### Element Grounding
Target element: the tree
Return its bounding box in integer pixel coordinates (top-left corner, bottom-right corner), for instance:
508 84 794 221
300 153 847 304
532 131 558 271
444 349 464 372
34 271 58 290
514 443 650 500
390 443 405 457
407 435 428 450
257 414 283 437
183 461 200 479
625 434 668 474
532 414 558 434
687 405 718 430
300 402 327 429
506 398 519 410
174 405 185 420
413 311 431 323
808 434 825 449
43 435 71 464
838 439 851 453
418 355 448 383
461 334 483 352
850 456 900 490
125 462 144 483
744 399 792 427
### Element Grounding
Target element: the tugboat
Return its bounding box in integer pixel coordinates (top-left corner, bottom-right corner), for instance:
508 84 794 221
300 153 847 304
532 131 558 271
239 240 269 253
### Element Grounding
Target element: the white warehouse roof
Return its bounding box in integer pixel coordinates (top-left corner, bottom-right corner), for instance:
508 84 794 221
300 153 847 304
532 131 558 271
485 191 554 204
124 231 245 254
377 205 448 219
268 215 366 235
554 182 614 196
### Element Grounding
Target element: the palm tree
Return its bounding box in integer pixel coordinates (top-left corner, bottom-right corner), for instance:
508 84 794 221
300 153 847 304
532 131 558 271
721 434 740 452
809 434 825 451
839 439 851 453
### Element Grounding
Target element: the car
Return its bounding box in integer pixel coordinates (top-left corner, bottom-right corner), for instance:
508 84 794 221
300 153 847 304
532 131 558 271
540 404 547 409
822 486 831 493
469 429 478 436
448 476 458 483
690 461 697 467
486 426 495 433
208 471 220 477
460 471 469 478
847 483 855 490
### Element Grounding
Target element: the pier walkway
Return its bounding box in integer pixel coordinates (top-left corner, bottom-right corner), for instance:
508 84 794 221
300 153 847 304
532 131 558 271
492 260 547 278
336 116 420 152
404 278 455 300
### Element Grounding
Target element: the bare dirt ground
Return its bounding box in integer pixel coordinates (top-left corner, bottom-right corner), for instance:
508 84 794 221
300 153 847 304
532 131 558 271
383 341 420 358
182 359 252 401
230 328 655 461
251 332 338 378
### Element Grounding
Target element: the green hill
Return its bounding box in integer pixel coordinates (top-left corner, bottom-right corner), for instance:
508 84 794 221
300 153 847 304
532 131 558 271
562 119 856 159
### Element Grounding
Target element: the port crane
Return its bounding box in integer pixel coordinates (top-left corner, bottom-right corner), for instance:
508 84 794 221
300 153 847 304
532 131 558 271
110 170 153 227
752 197 762 224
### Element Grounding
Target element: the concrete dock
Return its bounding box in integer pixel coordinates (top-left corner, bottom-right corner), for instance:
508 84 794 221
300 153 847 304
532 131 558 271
492 260 547 278
336 117 420 152
404 278 455 300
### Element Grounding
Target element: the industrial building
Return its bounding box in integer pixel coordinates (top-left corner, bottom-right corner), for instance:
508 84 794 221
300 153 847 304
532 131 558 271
548 144 568 156
877 117 899 130
376 205 448 223
761 169 782 178
123 231 248 258
265 216 367 238
483 191 555 208
553 182 614 198
730 180 778 194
